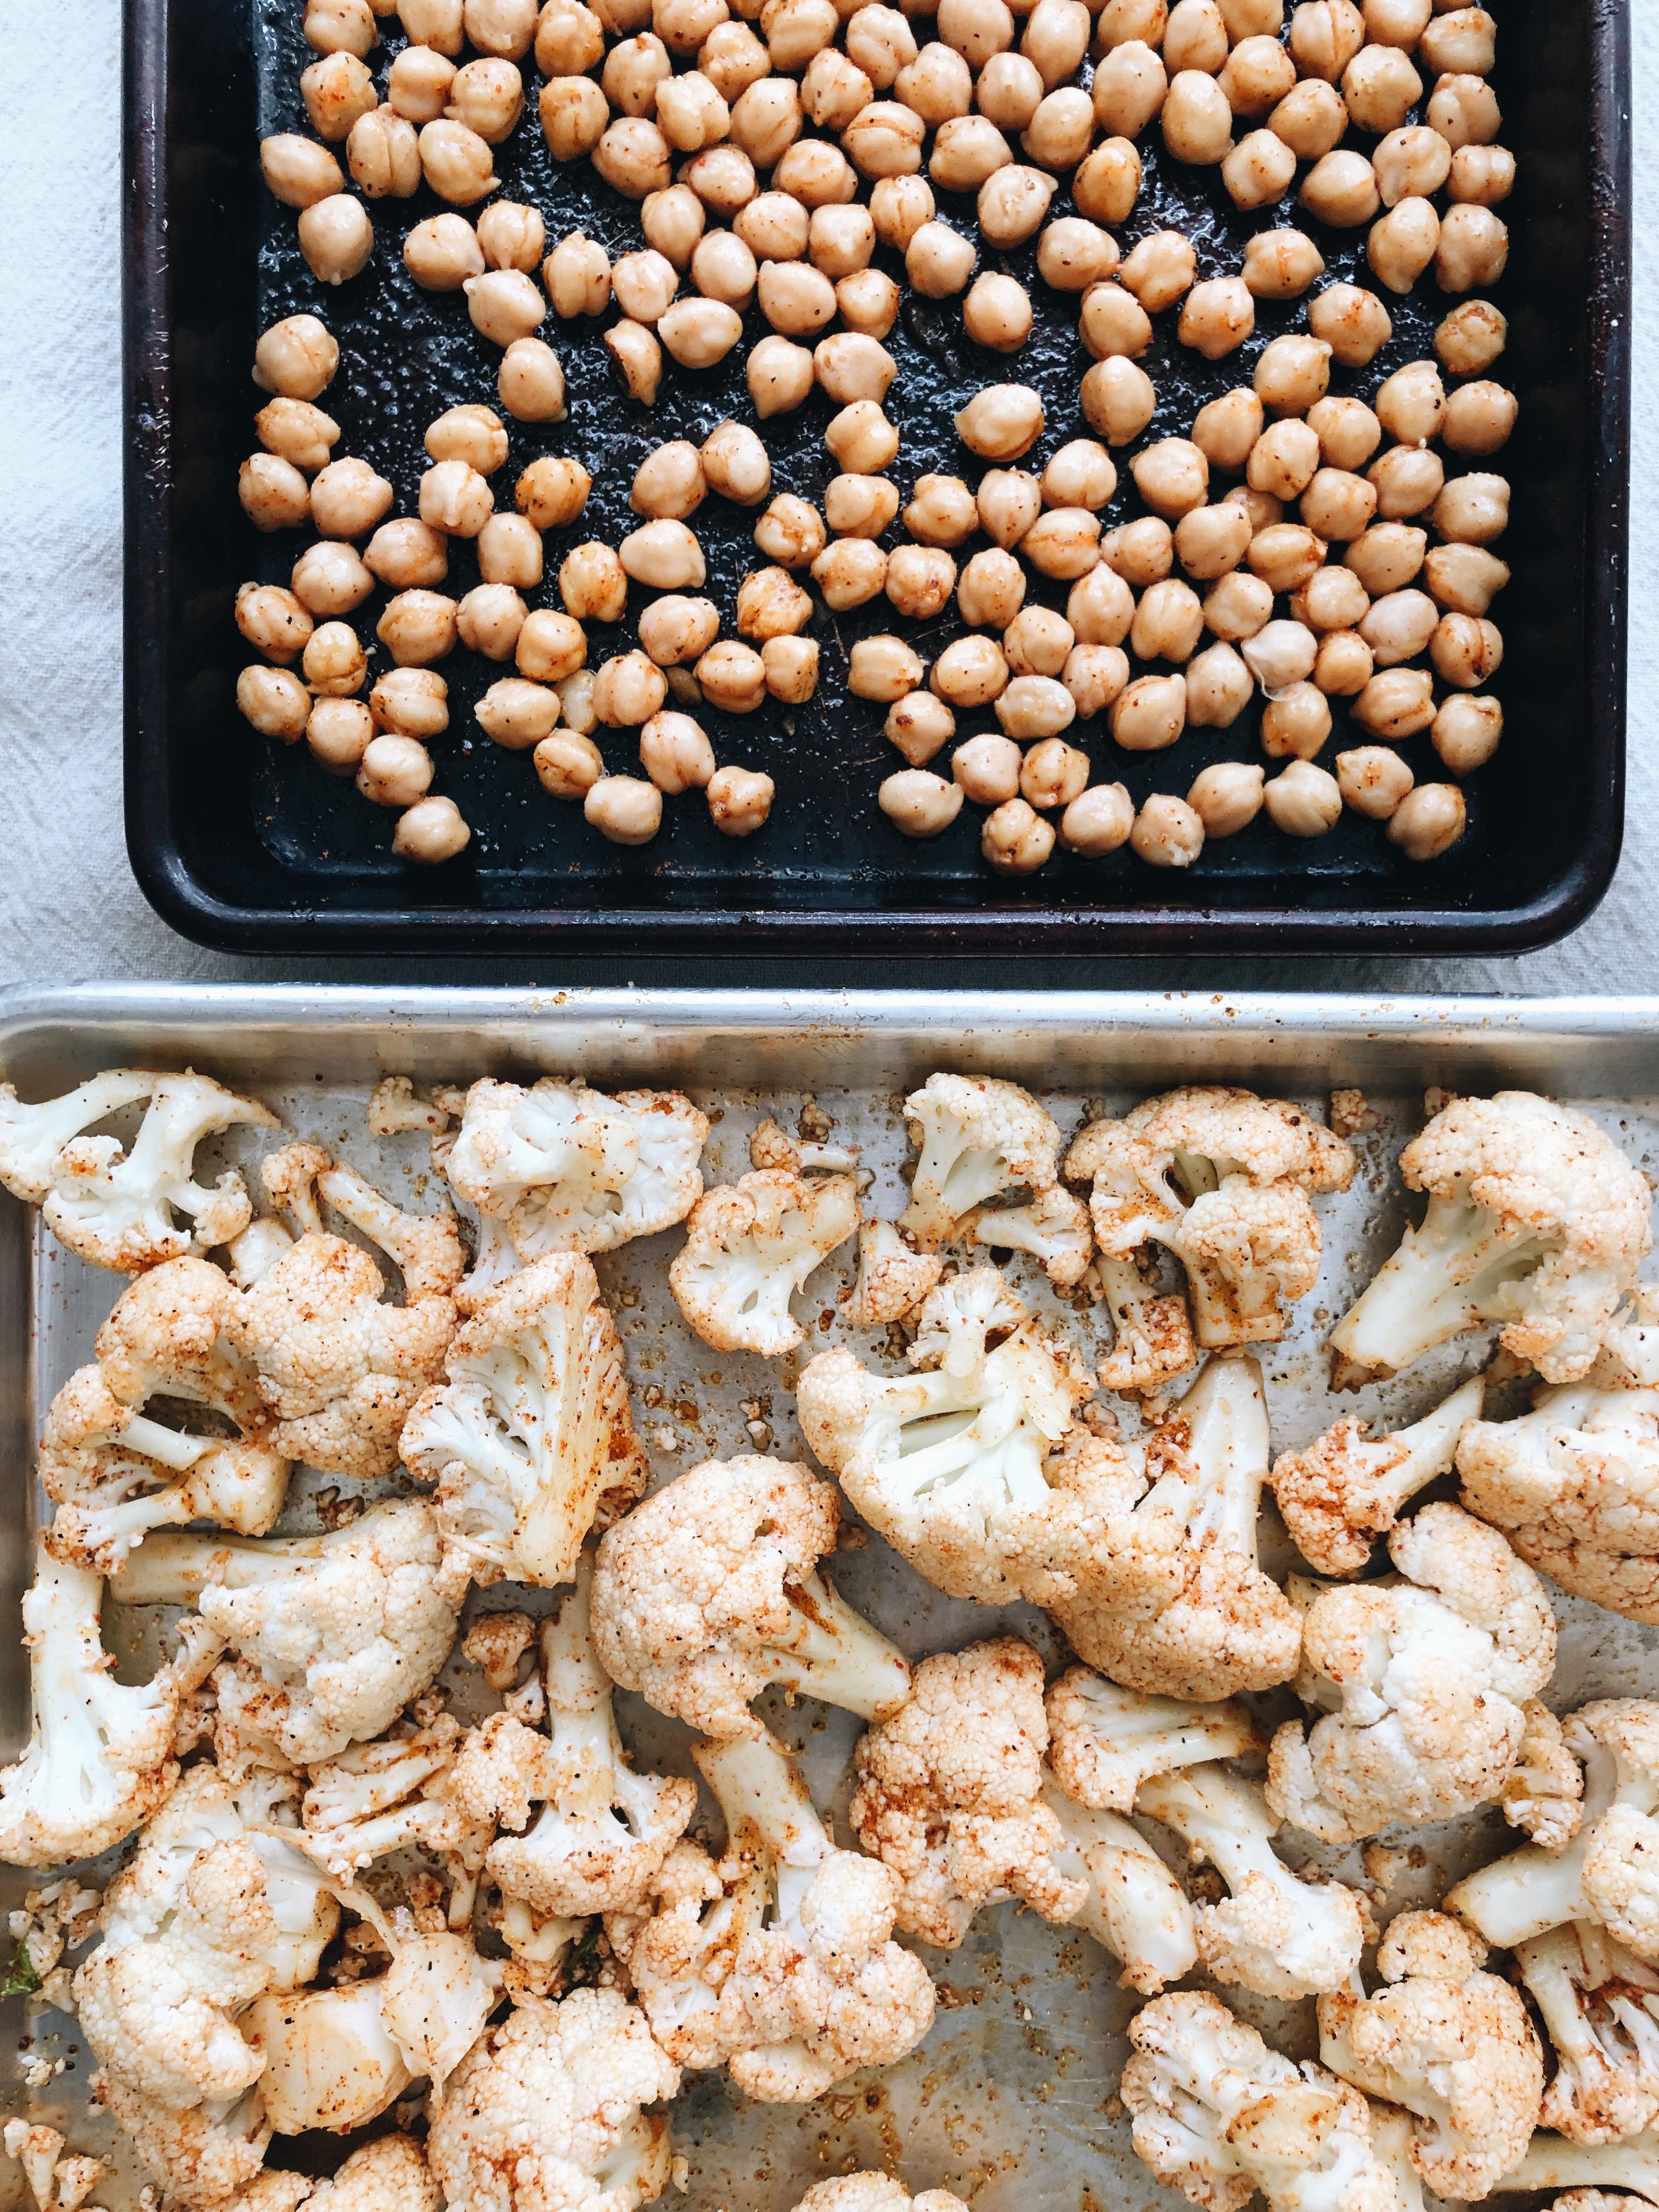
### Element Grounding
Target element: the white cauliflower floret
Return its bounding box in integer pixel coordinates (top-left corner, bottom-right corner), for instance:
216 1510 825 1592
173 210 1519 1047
1044 1666 1256 1814
426 1984 680 2212
797 1274 1097 1606
1137 1763 1369 2000
1317 1908 1543 2195
0 1544 222 1867
591 1455 911 1738
0 1069 279 1273
615 1731 935 2100
91 2075 274 2209
789 2179 969 2212
485 1553 699 1916
970 1183 1094 1289
40 1257 290 1572
1123 1989 1424 2212
110 1498 459 1768
1447 1700 1659 1960
849 1638 1086 1950
898 1073 1063 1250
306 2134 444 2212
1504 1699 1588 1850
1266 1502 1557 1844
234 1143 465 1478
1331 1092 1653 1389
1271 1375 1486 1577
1092 1250 1200 1395
1041 1778 1198 1995
1046 1354 1305 1702
301 1716 493 1920
445 1077 708 1259
669 1168 860 1355
848 1220 943 1325
1459 1323 1659 1621
1068 1089 1355 1350
1499 2131 1659 2200
399 1252 647 1596
1517 1921 1659 2143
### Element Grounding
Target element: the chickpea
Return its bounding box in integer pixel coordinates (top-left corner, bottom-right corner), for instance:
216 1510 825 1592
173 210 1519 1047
641 188 707 276
1435 202 1510 296
1088 41 1165 140
1186 390 1260 478
658 69 733 154
447 56 526 145
1099 516 1170 588
1080 358 1159 450
1314 628 1373 694
937 0 1015 65
1267 77 1347 159
753 260 833 336
900 222 972 303
252 398 338 476
1164 0 1226 70
1079 283 1152 364
1189 758 1265 835
1069 561 1137 644
1000 606 1073 680
1242 617 1318 695
844 101 928 179
1201 569 1274 642
307 0 380 54
1015 738 1088 811
747 335 816 417
1035 218 1116 296
770 140 854 206
654 298 744 368
1063 642 1130 719
953 383 1043 464
505 458 584 540
983 797 1056 873
1300 149 1379 227
534 76 607 163
1344 521 1426 596
1220 35 1296 118
1130 578 1204 665
1177 276 1255 361
657 0 730 52
1339 44 1421 136
1291 563 1370 631
403 212 482 294
1023 0 1088 84
1263 757 1341 836
899 476 974 549
261 133 346 210
765 635 820 701
823 473 899 538
1306 284 1391 374
1432 471 1509 547
556 666 599 731
530 728 602 795
297 194 374 287
307 695 376 772
1364 0 1428 42
812 538 889 608
580 776 661 845
1227 484 1284 532
1184 640 1254 726
560 541 631 622
602 32 669 116
418 117 500 202
1304 401 1379 480
806 206 874 283
1248 420 1322 502
690 644 771 717
962 474 1032 557
1431 611 1503 690
1332 743 1412 819
1099 0 1169 47
1369 444 1445 520
870 176 935 252
1372 363 1446 455
928 636 1008 710
1260 337 1337 426
538 0 607 73
416 457 490 538
1428 72 1502 148
1365 196 1441 296
1110 235 1190 323
314 456 398 542
238 663 313 741
1020 86 1094 169
1297 468 1378 551
466 0 538 54
376 589 459 667
390 794 470 864
1073 137 1143 224
1161 70 1233 165
1421 5 1495 76
465 268 548 347
964 272 1035 352
627 442 702 524
1431 692 1501 774
1130 793 1204 866
897 40 973 120
1422 541 1509 616
950 548 1022 628
1126 444 1205 531
1262 680 1333 761
617 518 707 594
754 494 827 570
1248 522 1326 593
603 251 675 330
881 769 964 836
1112 673 1187 752
368 666 448 740
588 651 666 727
360 520 444 591
388 44 457 121
357 733 435 808
764 0 838 63
735 195 809 266
801 46 874 127
1171 502 1251 583
1351 664 1435 737
1059 781 1134 855
845 635 921 703
236 581 314 664
293 538 375 613
595 119 676 201
399 0 462 51
1033 445 1111 522
886 690 957 764
880 547 953 622
633 598 718 672
929 116 1015 193
540 236 609 328
820 400 894 479
1221 131 1297 210
949 732 1024 805
420 407 503 481
1387 781 1465 859
733 565 812 636
455 582 527 661
1449 144 1514 211
730 79 803 168
695 421 768 510
239 453 311 534
1368 123 1448 213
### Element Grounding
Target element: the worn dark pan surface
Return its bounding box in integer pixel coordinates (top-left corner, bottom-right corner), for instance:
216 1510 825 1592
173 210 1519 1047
122 0 1631 956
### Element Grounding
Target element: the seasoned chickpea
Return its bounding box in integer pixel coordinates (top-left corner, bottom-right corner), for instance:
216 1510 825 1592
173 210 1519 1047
1079 283 1153 364
812 538 889 608
537 75 609 161
736 198 809 270
1432 471 1509 547
950 735 1022 810
631 442 707 523
820 401 895 479
1351 664 1436 737
957 548 1028 628
1344 521 1426 596
1188 390 1262 476
739 336 810 422
1164 0 1226 69
582 776 661 845
733 565 812 637
544 232 611 319
1173 501 1253 580
1263 758 1341 836
554 543 627 624
261 133 346 208
377 589 459 667
1080 358 1158 448
1260 680 1330 760
844 101 928 179
936 0 1015 63
293 539 375 614
954 383 1043 462
1335 744 1413 819
961 272 1032 354
419 458 492 538
447 56 526 145
763 0 836 64
465 268 548 347
1340 43 1421 136
1302 399 1378 478
929 642 1013 719
589 651 667 727
296 194 373 286
1189 758 1267 837
1112 235 1190 321
1442 383 1517 464
771 140 853 206
555 666 599 732
1129 578 1203 665
726 80 799 167
654 69 730 154
1367 198 1440 295
895 40 970 120
465 0 538 55
657 0 730 52
1431 692 1501 775
399 0 463 54
1248 420 1322 502
363 519 447 590
880 547 953 622
1183 641 1252 727
1430 69 1503 146
641 188 706 276
590 117 673 200
1446 148 1511 222
789 45 865 127
1073 137 1143 224
1293 563 1370 632
456 583 528 660
1300 467 1378 545
1021 0 1089 83
1084 41 1161 143
1374 360 1447 450
922 120 1008 199
901 475 976 549
885 691 957 766
370 667 449 740
1018 738 1089 810
844 635 921 703
752 494 825 571
537 0 606 74
1364 0 1429 43
1161 70 1233 166
822 474 898 538
307 696 376 772
652 298 742 370
392 795 471 864
312 455 396 540
1421 5 1496 74
1369 444 1445 520
306 0 379 55
253 397 340 475
1060 642 1127 719
880 769 964 837
805 206 873 283
902 222 973 302
1430 611 1503 689
1267 77 1347 159
404 212 484 292
1228 484 1285 533
1422 541 1509 616
424 404 507 478
1001 606 1073 679
634 597 719 670
755 261 836 335
1243 617 1318 693
388 43 458 121
512 455 589 534
477 668 562 747
1036 443 1113 517
1052 781 1129 856
1177 277 1254 361
1300 149 1379 227
1306 284 1391 373
1248 523 1327 595
1201 569 1274 642
1068 562 1136 645
979 61 1043 146
470 515 541 593
964 473 1033 555
606 250 676 328
1219 35 1295 120
691 644 770 716
1020 86 1094 170
1036 217 1117 295
1097 517 1169 589
983 797 1056 873
1127 441 1205 525
419 117 500 202
238 664 313 741
1128 792 1203 866
1111 673 1187 752
865 179 933 258
697 421 769 509
528 727 601 795
239 453 311 533
1313 628 1372 694
1219 131 1296 210
617 518 706 593
1370 124 1449 211
237 582 314 664
1387 781 1465 860
357 734 435 806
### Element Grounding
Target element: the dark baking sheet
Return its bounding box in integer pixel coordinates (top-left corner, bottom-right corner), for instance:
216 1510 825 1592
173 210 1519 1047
122 0 1630 956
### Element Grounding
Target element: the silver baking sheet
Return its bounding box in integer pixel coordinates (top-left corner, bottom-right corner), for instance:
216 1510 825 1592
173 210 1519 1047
2 986 1658 2211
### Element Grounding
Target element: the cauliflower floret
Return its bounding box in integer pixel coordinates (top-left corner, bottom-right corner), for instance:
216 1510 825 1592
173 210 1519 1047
1092 1250 1200 1396
1317 1908 1543 2195
1266 1502 1557 1844
1331 1092 1653 1389
970 1183 1094 1289
1271 1374 1486 1577
0 1069 279 1273
615 1731 935 2100
849 1638 1087 1950
483 1553 699 1916
797 1278 1097 1606
1041 1778 1198 1994
1044 1666 1256 1814
1447 1700 1659 1957
301 1716 493 1920
898 1074 1063 1250
1123 1990 1424 2212
590 1456 910 1739
1504 1699 1588 1850
848 1220 944 1326
1499 2131 1659 2200
789 2180 969 2212
445 1077 708 1259
399 1252 647 1596
370 1077 456 1138
1068 1089 1355 1350
306 2135 443 2212
669 1168 860 1355
110 1499 459 1768
1516 1921 1659 2144
1137 1762 1368 2000
0 1544 223 1867
91 2075 274 2209
1458 1328 1659 1621
1046 1354 1304 1702
232 1144 463 1477
426 1984 680 2212
41 1257 290 1571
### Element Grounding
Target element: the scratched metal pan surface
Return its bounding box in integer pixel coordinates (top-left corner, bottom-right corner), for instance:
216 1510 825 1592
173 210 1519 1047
1 986 1657 2206
122 0 1630 957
